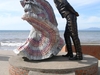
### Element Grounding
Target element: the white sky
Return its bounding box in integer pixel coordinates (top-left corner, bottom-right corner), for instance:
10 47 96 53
0 0 100 30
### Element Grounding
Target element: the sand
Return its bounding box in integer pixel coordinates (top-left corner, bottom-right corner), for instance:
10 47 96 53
0 50 100 75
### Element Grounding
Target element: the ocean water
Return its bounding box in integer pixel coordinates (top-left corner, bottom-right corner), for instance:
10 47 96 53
0 30 100 50
0 30 29 50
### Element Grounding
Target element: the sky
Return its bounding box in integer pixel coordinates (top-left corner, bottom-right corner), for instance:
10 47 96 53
0 0 100 30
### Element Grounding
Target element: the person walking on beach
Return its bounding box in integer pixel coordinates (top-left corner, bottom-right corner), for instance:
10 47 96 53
53 0 83 60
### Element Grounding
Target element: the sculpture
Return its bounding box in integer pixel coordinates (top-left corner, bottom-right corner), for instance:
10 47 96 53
14 0 64 60
54 0 83 60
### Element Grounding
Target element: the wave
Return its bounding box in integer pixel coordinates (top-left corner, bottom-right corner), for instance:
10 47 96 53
0 42 24 47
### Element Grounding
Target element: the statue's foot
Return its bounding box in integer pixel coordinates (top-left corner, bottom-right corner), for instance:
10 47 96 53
69 55 83 60
62 53 73 58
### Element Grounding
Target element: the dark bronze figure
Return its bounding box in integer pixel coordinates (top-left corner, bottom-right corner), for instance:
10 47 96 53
53 0 83 60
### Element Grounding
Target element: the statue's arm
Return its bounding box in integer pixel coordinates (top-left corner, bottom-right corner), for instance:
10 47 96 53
54 0 79 16
53 0 66 18
61 0 79 16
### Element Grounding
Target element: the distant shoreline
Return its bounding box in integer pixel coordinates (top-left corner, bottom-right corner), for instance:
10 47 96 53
0 29 100 31
0 30 30 32
79 30 100 32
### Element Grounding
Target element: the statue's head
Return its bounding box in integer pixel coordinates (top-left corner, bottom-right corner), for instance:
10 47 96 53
22 0 49 20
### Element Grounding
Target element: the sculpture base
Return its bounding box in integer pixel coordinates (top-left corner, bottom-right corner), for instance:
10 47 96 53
9 52 98 75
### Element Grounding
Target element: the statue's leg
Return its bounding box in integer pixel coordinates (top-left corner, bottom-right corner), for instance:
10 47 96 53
62 19 73 58
67 14 83 60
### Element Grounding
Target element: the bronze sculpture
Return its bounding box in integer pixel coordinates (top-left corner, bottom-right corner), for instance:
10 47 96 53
54 0 83 60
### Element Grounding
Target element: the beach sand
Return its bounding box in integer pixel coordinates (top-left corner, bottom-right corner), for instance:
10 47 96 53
0 50 100 75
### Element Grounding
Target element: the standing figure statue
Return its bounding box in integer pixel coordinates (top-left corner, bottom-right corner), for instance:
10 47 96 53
53 0 83 60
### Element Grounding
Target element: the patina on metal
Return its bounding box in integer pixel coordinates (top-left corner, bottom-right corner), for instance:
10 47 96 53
54 0 83 60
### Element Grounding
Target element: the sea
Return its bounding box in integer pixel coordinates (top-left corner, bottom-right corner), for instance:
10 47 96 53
0 30 100 50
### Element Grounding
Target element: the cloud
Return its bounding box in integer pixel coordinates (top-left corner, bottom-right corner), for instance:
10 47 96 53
78 15 100 24
68 0 100 7
47 0 100 30
87 16 100 23
0 15 21 25
0 0 29 30
0 13 31 30
54 14 100 30
0 0 23 12
56 17 66 30
78 15 100 29
48 0 100 7
0 0 100 30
